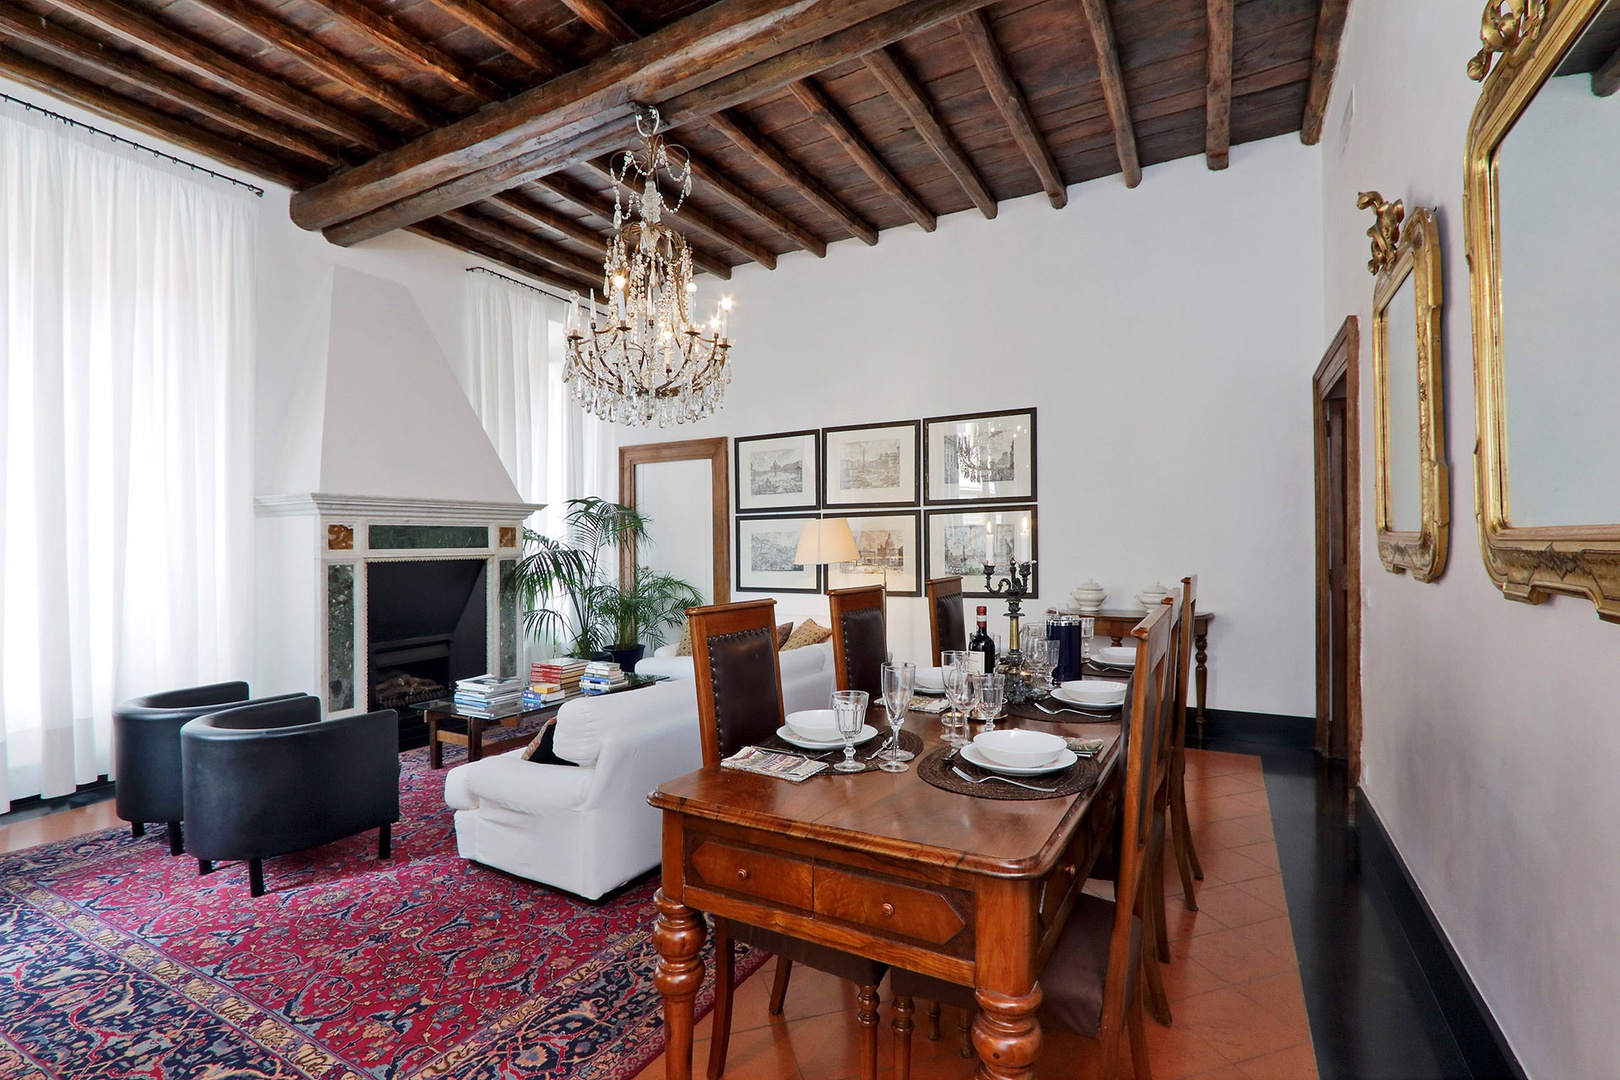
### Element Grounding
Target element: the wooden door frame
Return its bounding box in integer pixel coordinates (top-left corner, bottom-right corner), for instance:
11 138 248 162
1314 316 1363 783
619 438 731 605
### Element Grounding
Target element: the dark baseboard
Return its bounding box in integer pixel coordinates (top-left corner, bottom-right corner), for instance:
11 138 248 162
1357 794 1526 1080
1190 707 1316 753
0 777 116 824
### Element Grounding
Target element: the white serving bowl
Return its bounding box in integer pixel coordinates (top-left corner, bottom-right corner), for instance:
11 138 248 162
1060 679 1127 705
973 729 1067 769
1096 646 1137 667
785 709 842 742
913 666 946 690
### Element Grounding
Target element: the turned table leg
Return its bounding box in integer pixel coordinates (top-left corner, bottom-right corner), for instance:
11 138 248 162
1194 629 1210 735
653 889 706 1080
428 712 444 770
971 986 1043 1080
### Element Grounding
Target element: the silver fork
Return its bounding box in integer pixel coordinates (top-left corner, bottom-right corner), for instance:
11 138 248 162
1034 701 1117 718
951 765 1056 794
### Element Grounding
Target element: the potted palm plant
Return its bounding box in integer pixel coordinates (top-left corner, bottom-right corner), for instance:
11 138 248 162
504 496 703 671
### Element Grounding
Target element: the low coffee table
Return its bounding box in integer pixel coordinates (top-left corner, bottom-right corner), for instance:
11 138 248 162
423 674 665 769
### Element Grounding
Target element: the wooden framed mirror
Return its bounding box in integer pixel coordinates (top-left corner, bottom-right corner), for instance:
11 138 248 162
619 438 731 606
1466 0 1620 619
1362 194 1448 581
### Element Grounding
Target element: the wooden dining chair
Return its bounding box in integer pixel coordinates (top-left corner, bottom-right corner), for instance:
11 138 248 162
686 599 888 1080
1139 593 1184 1026
1168 576 1203 909
889 603 1176 1080
925 576 967 665
829 584 886 700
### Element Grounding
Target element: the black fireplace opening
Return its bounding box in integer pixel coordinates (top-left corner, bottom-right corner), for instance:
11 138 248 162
367 559 488 749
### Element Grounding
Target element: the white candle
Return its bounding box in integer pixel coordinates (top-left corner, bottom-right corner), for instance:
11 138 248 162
984 523 995 566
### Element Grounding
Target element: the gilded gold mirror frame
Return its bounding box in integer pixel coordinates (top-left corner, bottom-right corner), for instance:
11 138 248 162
1465 0 1620 621
1371 205 1449 581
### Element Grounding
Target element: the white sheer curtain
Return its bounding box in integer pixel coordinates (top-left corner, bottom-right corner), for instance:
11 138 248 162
0 101 257 810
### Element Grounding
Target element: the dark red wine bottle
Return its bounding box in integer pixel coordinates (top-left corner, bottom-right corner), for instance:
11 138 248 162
969 606 997 672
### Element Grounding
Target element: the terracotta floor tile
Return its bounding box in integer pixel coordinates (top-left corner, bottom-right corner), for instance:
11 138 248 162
1226 812 1274 838
1180 1066 1251 1080
1173 926 1296 984
1141 1014 1233 1078
1229 841 1281 873
1182 751 1256 778
1237 1041 1319 1080
1162 899 1224 944
1237 972 1310 1031
1230 874 1288 912
1185 773 1265 800
1193 845 1273 886
1228 916 1298 963
1171 988 1305 1064
1159 956 1231 1003
1185 793 1261 824
1187 883 1284 929
1191 819 1271 853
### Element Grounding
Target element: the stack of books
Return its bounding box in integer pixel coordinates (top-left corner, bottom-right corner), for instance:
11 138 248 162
530 658 587 691
454 674 525 717
579 660 629 695
520 680 569 709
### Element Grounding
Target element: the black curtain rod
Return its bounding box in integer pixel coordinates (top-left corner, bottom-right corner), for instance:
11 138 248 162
465 265 576 305
0 92 264 196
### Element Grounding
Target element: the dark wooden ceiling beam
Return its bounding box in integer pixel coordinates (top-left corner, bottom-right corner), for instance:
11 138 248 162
529 173 733 279
707 110 877 245
0 42 315 185
193 0 436 127
556 0 638 45
42 0 387 149
583 159 777 269
442 206 606 282
291 0 979 235
789 78 935 232
1077 0 1140 187
410 217 595 294
954 11 1064 209
300 0 506 101
434 0 565 78
0 3 340 165
685 149 827 257
863 45 995 218
490 192 608 255
1594 45 1620 96
1300 0 1350 145
1205 0 1233 169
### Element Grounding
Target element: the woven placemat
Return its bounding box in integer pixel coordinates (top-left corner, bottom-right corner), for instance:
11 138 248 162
916 745 1102 801
755 729 925 774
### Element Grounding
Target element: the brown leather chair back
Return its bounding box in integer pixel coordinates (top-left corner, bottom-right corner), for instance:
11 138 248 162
828 585 886 700
925 576 966 665
687 599 787 766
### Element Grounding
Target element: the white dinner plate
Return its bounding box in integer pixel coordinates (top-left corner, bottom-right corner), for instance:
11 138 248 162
776 724 879 750
1094 646 1138 667
1053 686 1126 708
959 743 1078 776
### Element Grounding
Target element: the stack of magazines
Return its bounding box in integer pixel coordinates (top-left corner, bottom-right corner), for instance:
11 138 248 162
530 658 587 691
579 660 628 695
453 674 524 717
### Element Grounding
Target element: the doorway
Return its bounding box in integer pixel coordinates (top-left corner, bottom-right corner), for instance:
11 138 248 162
1314 317 1363 781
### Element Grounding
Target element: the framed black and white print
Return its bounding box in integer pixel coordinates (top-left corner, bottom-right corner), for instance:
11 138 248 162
825 511 923 597
923 409 1037 504
822 420 920 508
735 430 819 513
924 506 1038 599
735 514 821 593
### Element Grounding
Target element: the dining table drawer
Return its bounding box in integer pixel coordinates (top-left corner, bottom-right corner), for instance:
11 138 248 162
812 866 970 947
690 839 813 910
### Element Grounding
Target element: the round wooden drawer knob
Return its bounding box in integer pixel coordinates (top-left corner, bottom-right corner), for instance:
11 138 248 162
737 868 750 880
881 902 896 917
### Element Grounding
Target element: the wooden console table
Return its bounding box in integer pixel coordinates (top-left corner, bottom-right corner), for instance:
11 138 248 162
1088 609 1214 726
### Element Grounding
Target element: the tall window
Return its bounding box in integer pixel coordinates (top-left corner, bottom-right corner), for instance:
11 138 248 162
0 102 257 809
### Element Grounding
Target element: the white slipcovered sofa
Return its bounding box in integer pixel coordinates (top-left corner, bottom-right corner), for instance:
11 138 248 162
443 640 835 900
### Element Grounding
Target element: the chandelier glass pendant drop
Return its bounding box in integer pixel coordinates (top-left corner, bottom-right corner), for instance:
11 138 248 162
562 106 734 427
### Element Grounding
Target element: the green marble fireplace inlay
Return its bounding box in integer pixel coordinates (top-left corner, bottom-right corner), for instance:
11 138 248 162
368 525 488 550
327 563 355 712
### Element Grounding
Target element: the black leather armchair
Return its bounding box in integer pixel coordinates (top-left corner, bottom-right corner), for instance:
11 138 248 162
114 681 252 854
181 695 400 897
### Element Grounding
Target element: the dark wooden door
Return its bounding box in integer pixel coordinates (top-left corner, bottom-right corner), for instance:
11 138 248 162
1323 387 1350 761
1314 318 1361 778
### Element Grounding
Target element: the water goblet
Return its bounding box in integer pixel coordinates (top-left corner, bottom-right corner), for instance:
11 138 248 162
879 662 915 772
831 689 870 773
1080 616 1096 665
958 669 984 740
940 651 971 747
977 673 1006 731
1037 639 1062 689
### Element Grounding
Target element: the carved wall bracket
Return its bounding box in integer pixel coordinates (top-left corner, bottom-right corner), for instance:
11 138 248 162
1356 191 1404 275
1467 0 1546 81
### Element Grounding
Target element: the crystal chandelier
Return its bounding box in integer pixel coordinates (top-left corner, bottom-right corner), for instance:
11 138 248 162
562 106 734 427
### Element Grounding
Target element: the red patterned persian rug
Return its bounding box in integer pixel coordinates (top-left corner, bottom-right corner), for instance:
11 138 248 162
0 742 759 1079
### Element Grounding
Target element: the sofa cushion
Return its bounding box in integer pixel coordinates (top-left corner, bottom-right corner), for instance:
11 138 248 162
782 618 832 650
776 621 794 649
551 679 698 766
674 622 693 656
521 721 578 767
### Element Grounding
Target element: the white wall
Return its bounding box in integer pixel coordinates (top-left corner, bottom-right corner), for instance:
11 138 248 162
1322 3 1620 1077
652 133 1325 716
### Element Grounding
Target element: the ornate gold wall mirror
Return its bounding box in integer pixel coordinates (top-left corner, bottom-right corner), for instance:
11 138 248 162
1466 0 1620 619
1361 193 1448 581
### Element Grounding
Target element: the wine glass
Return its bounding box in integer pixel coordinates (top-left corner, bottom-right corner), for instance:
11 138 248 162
879 662 915 772
1080 616 1096 667
1035 638 1061 690
959 670 983 736
831 689 869 772
940 650 971 747
977 672 1006 731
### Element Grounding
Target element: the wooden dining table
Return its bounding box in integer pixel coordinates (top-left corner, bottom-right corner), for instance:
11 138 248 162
648 705 1124 1080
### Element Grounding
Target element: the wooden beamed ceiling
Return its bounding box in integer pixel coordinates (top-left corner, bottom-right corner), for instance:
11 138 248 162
0 0 1347 294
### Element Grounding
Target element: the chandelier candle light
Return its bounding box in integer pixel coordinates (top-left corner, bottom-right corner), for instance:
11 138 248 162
563 106 734 427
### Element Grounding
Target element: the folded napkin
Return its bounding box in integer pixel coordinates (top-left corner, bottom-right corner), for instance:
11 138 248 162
1065 737 1106 758
899 696 950 714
